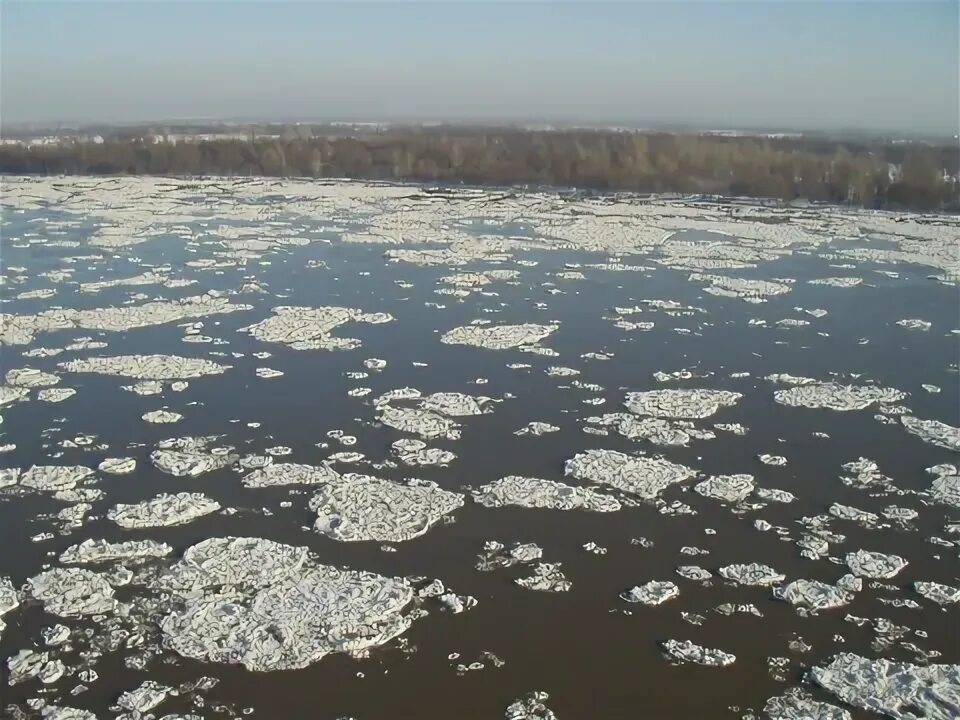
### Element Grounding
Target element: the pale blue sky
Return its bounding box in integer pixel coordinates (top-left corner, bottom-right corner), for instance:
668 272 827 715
2 1 957 134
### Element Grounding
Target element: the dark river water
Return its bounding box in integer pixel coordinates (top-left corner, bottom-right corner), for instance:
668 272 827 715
0 184 958 720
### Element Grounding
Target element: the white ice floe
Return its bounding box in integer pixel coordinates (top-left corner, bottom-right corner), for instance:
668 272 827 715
624 389 741 419
514 422 560 436
756 488 796 503
390 439 456 467
150 436 235 477
718 563 785 586
59 354 228 379
378 405 462 440
473 476 620 512
108 492 221 528
158 536 419 671
896 318 932 331
98 457 136 475
476 541 544 571
694 474 755 504
6 367 60 387
621 580 679 605
26 567 116 616
775 577 859 611
914 581 960 605
117 680 172 713
660 639 736 666
515 563 571 592
240 305 393 350
808 277 862 288
774 382 905 411
420 391 492 416
441 323 558 350
37 387 76 402
60 538 173 564
901 416 960 452
310 474 464 542
143 410 184 424
829 503 879 526
811 653 960 720
18 465 95 492
2 294 249 346
758 454 788 466
763 690 851 720
565 449 696 499
242 462 340 488
505 690 558 720
845 550 908 579
676 566 712 582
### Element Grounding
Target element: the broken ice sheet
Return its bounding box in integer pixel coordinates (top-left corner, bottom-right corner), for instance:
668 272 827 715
515 562 571 592
844 549 908 579
718 563 785 586
60 538 172 564
694 474 755 504
775 577 859 611
59 354 229 379
391 439 456 466
150 436 236 477
565 449 696 499
26 567 116 616
240 305 393 350
158 536 421 670
472 476 620 512
621 580 679 605
441 322 558 350
108 492 221 528
242 462 340 488
660 639 735 666
901 415 960 452
514 421 560 436
624 388 741 419
774 382 905 411
310 474 464 542
504 690 558 720
811 653 960 719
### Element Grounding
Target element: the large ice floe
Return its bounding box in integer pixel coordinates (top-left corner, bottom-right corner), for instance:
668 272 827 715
157 537 420 670
150 436 236 477
1 294 250 346
25 568 116 617
59 354 228 379
242 462 340 488
441 323 558 350
774 576 860 611
472 476 620 512
774 382 906 411
844 550 908 579
59 538 173 564
240 305 393 350
901 416 960 452
624 389 742 419
564 449 696 499
108 492 221 528
694 474 755 504
811 653 960 720
309 474 464 542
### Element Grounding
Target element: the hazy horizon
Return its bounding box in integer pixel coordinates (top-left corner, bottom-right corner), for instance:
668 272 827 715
2 1 958 137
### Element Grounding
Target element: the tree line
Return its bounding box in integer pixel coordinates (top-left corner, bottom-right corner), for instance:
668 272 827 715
1 128 956 210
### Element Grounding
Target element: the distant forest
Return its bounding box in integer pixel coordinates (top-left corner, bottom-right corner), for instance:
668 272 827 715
2 126 957 211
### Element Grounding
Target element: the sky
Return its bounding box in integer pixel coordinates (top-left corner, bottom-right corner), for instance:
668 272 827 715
2 1 958 135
